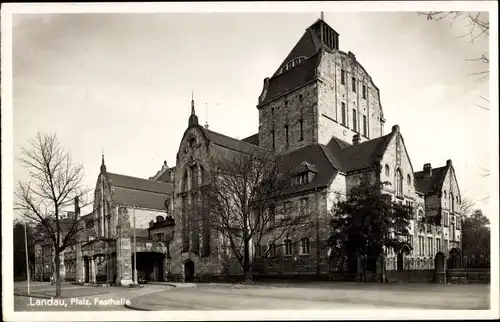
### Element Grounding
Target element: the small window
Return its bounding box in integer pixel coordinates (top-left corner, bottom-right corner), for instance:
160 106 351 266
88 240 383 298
283 201 291 219
254 243 261 257
188 137 197 148
284 239 293 256
268 204 276 227
268 242 276 257
341 69 346 85
362 85 367 100
385 164 390 177
352 109 357 131
407 174 411 185
285 125 289 146
341 102 347 126
300 198 308 215
443 190 447 198
271 130 275 150
362 115 367 136
300 238 310 255
299 94 303 100
299 119 304 142
284 100 288 108
352 77 357 93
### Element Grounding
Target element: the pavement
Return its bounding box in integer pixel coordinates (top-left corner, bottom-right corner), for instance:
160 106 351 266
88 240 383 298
125 282 491 311
13 281 491 311
13 282 171 311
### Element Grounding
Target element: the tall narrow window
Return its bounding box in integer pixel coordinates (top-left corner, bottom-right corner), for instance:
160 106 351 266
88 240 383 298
300 198 308 215
299 119 304 142
341 69 346 85
362 85 367 99
284 239 293 256
362 115 367 136
352 109 357 131
300 238 310 254
352 77 357 93
341 102 346 126
268 204 276 227
271 130 275 150
191 165 198 190
283 201 291 220
285 125 289 146
436 238 441 253
254 243 261 257
268 242 276 257
396 169 403 198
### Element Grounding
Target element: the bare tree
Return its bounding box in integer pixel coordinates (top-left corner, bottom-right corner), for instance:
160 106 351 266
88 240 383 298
419 11 490 82
15 132 91 297
460 195 476 218
200 150 313 282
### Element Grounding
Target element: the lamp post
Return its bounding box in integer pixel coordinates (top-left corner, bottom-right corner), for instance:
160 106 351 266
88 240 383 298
24 221 31 295
133 204 138 284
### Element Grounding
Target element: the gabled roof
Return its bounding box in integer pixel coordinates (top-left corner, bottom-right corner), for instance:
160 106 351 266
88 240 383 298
322 132 394 173
107 173 173 195
241 133 259 146
414 166 448 195
202 128 270 157
106 172 173 211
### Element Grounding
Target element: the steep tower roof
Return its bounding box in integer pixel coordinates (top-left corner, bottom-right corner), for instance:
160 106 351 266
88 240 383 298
273 18 339 77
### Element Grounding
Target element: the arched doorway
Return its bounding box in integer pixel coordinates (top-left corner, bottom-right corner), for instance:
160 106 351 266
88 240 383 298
397 244 412 271
448 248 461 269
184 260 194 282
132 252 165 283
434 252 445 283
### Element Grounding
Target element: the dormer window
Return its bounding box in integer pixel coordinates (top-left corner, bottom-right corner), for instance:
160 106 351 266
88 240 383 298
278 56 307 75
293 161 317 186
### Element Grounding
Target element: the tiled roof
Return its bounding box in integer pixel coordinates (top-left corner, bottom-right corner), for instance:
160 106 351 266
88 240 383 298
320 133 393 173
414 166 448 195
107 172 173 195
278 144 337 194
261 53 321 105
273 18 337 77
113 186 170 211
202 128 271 157
241 133 259 146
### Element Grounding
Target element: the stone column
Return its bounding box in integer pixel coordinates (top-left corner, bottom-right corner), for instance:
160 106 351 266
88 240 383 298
81 257 86 283
90 257 97 283
116 207 133 286
106 254 113 284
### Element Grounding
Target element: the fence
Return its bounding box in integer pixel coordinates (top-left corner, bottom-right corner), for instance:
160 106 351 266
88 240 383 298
447 254 490 269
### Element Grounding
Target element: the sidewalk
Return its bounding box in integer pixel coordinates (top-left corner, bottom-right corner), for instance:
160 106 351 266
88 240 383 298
125 282 196 310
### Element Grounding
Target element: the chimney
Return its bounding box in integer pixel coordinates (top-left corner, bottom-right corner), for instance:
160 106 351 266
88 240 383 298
74 196 80 218
423 163 432 177
446 159 453 167
149 220 155 228
352 133 360 145
156 215 165 222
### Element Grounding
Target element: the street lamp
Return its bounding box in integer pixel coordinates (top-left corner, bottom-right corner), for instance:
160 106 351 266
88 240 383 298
133 204 138 285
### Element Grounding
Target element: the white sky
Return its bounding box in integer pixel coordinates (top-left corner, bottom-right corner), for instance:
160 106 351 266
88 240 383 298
9 9 493 217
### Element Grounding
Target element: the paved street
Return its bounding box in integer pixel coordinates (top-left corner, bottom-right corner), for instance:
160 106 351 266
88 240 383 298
13 282 170 311
128 282 491 310
13 281 490 311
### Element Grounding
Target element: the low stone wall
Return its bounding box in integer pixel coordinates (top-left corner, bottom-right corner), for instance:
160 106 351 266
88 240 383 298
385 270 435 283
446 269 490 284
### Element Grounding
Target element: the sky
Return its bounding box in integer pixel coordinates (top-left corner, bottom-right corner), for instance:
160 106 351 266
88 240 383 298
10 9 493 217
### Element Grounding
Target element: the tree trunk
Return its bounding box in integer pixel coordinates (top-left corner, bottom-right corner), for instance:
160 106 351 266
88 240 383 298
243 233 251 283
54 246 62 297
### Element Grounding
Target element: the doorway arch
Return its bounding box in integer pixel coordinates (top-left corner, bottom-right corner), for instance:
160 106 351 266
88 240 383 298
184 260 194 282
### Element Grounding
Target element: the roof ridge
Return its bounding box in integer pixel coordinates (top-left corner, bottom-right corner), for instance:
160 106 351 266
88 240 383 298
204 128 270 152
108 172 172 186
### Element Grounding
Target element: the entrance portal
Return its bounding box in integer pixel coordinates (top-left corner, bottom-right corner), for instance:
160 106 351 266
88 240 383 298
132 252 165 283
184 260 194 282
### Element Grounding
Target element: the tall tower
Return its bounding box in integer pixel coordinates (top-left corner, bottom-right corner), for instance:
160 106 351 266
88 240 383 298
257 17 385 154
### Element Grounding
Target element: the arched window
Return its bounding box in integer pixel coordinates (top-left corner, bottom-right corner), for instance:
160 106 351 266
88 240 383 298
385 165 390 177
396 169 403 198
418 210 424 221
181 171 188 192
450 193 455 213
407 174 411 185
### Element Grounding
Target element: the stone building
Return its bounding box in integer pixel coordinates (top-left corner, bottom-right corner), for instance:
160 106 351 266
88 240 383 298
33 17 463 284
